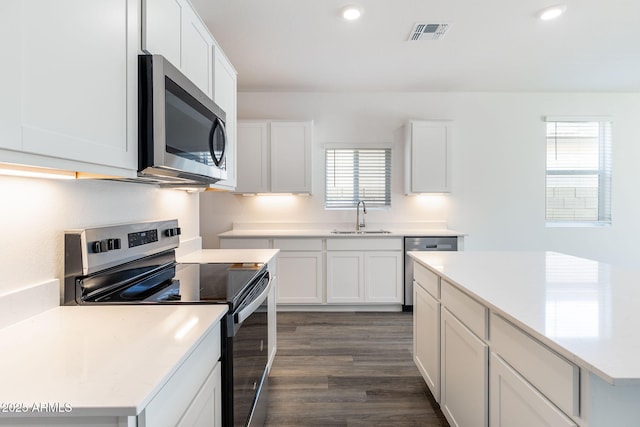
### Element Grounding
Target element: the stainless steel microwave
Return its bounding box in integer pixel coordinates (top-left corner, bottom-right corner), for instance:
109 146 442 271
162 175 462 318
138 54 227 186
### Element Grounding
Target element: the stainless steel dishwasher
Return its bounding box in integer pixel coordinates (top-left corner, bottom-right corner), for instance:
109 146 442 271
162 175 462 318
404 236 458 311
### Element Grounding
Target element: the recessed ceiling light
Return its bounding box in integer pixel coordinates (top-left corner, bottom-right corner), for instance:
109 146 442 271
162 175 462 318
342 5 363 21
538 4 567 20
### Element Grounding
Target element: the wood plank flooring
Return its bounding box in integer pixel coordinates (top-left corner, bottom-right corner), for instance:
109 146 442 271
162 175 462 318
265 311 449 427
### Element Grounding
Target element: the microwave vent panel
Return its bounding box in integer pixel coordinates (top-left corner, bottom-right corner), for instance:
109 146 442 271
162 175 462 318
408 23 450 41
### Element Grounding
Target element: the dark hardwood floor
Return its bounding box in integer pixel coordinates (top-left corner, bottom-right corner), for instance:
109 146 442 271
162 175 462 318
265 311 449 427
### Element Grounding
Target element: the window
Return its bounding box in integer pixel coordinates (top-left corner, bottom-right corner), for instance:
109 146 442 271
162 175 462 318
325 147 391 209
545 118 612 225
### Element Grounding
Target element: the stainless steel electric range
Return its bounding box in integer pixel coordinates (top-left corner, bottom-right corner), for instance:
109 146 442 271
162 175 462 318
64 219 270 427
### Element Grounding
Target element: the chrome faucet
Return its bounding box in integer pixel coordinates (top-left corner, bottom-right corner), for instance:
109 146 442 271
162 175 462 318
356 200 367 230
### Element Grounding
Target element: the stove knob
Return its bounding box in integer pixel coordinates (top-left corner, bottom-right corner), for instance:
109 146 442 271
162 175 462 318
175 227 182 236
92 241 102 253
113 238 121 250
100 240 109 252
165 228 174 237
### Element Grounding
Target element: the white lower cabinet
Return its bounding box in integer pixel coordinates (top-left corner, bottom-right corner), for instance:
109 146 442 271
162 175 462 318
277 251 323 304
490 353 576 427
412 260 584 427
219 236 403 307
177 362 222 427
440 307 488 427
365 251 403 302
326 238 403 304
273 239 323 304
326 251 403 304
327 251 364 303
413 281 441 402
140 324 222 427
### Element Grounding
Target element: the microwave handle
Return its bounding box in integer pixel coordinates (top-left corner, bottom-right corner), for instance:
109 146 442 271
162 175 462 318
209 118 227 167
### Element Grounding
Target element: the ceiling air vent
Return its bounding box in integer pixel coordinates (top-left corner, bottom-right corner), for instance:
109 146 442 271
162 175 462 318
408 23 450 41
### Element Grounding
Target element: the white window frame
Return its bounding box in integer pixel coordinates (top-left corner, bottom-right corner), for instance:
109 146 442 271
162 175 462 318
324 144 392 210
545 116 612 227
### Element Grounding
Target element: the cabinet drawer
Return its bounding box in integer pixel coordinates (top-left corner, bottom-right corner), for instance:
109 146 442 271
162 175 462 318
327 238 402 251
414 262 439 298
490 353 577 427
219 238 270 249
490 313 579 417
273 238 322 251
441 280 487 340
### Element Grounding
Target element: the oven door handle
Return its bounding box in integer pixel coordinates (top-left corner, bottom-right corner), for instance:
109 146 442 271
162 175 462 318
236 276 272 324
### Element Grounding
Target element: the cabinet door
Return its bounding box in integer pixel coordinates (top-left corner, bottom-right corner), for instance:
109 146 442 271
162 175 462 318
414 282 441 402
270 121 312 193
142 0 182 67
407 121 451 193
210 45 237 190
490 353 576 427
276 251 323 304
17 0 138 172
441 308 488 427
181 3 214 98
364 251 403 303
177 362 222 427
327 251 364 303
0 3 21 151
236 122 269 193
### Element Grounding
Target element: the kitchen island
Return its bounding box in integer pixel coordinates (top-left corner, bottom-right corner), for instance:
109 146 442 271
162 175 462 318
410 250 640 427
0 304 227 426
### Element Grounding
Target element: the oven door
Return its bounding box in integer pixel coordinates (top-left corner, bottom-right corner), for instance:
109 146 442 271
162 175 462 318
226 274 271 427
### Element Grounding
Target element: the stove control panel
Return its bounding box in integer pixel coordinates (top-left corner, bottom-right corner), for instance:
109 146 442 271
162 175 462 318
65 219 180 276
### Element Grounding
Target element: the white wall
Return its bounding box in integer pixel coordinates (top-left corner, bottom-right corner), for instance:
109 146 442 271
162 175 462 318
200 91 640 267
0 177 199 295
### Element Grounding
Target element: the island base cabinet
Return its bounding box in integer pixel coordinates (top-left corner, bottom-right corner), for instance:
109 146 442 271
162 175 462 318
176 363 222 427
440 308 488 427
413 282 441 402
140 324 221 427
490 353 576 427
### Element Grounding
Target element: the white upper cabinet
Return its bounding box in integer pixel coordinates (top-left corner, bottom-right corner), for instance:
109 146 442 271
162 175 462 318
0 0 139 176
209 45 238 191
405 121 452 194
236 122 269 193
181 5 214 97
236 121 313 194
142 0 182 67
142 0 214 98
270 121 313 193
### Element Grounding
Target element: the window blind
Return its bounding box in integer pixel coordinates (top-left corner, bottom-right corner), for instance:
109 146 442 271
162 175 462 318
545 119 612 224
325 148 391 209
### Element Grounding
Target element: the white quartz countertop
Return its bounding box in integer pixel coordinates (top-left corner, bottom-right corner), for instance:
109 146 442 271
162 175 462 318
218 228 465 238
409 251 640 385
177 248 279 264
0 305 227 417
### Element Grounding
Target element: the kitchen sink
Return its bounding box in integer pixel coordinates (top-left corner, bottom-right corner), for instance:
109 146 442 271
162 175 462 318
331 230 392 235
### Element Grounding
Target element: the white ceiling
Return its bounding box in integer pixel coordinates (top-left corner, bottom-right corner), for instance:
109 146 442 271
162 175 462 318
191 0 640 92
